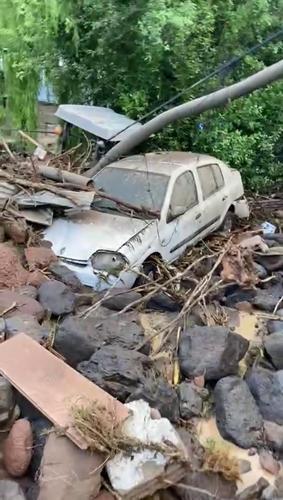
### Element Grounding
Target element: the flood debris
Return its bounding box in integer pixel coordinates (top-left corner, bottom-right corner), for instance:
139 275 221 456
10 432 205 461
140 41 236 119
0 153 283 497
105 400 188 498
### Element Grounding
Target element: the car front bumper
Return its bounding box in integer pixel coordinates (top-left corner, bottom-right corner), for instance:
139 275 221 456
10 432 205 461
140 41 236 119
59 259 137 291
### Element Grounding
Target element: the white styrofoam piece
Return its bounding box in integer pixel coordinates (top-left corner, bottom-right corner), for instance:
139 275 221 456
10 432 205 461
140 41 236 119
106 400 183 495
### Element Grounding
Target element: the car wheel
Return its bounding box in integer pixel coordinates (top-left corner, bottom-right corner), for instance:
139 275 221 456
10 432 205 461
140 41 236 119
219 211 234 233
136 261 157 287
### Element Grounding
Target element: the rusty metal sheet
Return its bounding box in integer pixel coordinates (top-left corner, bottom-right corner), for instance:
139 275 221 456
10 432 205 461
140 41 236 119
0 334 128 449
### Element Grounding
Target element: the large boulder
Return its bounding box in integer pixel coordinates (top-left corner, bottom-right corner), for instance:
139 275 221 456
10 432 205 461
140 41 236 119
54 315 103 366
264 333 283 369
246 367 283 425
223 287 256 308
0 291 44 321
0 376 15 425
100 290 142 311
38 280 76 316
127 378 180 422
38 432 104 500
77 345 150 401
3 419 33 477
255 252 283 272
5 314 48 343
214 376 263 448
147 292 181 312
55 311 148 366
252 283 283 313
173 471 237 500
49 263 82 291
25 246 57 271
4 219 27 244
179 326 249 381
267 319 283 335
14 286 37 300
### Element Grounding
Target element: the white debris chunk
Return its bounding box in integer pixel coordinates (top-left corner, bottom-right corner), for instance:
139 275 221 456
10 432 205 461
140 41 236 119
106 400 185 495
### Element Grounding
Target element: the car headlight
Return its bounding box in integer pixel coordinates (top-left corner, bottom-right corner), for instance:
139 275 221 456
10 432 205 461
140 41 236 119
90 251 129 275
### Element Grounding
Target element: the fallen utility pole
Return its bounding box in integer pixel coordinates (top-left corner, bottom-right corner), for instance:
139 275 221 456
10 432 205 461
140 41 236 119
85 59 283 177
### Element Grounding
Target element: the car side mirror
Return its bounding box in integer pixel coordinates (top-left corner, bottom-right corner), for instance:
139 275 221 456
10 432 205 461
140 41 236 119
167 205 187 222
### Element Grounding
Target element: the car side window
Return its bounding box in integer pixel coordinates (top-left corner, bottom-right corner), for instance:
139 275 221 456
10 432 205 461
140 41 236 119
198 164 224 200
169 171 198 217
212 164 224 189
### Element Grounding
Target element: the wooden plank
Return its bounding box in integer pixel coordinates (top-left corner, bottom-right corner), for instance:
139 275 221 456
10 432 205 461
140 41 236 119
0 334 128 449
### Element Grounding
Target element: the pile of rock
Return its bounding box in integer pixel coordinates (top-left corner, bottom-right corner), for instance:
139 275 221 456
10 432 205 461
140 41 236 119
0 226 282 499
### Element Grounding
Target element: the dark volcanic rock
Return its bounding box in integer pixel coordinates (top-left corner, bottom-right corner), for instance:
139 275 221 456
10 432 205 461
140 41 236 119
214 376 263 448
173 470 237 500
179 326 249 381
55 315 103 367
15 393 43 421
246 367 283 425
49 263 82 291
236 478 269 500
55 310 148 366
77 345 150 401
178 382 203 420
147 292 181 312
252 283 283 313
253 262 268 279
38 280 76 316
127 379 180 422
4 314 48 343
224 287 256 308
267 319 283 335
28 417 52 480
255 252 283 272
264 333 283 369
101 290 142 311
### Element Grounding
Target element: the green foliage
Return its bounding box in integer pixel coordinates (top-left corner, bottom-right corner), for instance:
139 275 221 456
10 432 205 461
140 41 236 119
0 0 282 191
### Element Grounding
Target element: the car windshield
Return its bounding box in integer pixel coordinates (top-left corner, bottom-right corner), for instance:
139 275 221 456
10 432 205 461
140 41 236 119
93 167 169 214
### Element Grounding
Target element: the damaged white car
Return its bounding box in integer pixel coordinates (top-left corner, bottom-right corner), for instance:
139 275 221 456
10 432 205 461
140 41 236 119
44 152 249 290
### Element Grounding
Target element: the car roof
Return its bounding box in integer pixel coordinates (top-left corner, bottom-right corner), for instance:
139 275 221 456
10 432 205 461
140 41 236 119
106 151 221 175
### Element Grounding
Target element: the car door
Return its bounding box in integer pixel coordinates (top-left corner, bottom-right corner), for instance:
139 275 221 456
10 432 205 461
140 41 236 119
162 170 203 262
197 164 227 234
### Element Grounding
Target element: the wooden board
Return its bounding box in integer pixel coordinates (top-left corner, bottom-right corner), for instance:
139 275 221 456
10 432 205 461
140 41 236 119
0 334 128 449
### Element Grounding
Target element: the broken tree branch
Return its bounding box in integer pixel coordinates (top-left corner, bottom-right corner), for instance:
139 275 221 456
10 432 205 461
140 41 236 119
0 137 17 162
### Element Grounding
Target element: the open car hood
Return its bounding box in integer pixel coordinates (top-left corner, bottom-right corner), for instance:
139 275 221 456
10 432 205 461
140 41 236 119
44 210 150 261
55 105 142 142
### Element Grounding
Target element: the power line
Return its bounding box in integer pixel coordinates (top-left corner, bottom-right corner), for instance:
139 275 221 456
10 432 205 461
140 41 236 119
107 27 283 143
